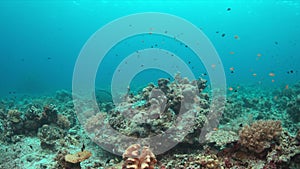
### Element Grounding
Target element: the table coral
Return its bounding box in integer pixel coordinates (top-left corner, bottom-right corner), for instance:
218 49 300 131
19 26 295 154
205 129 239 148
55 150 92 169
65 150 92 163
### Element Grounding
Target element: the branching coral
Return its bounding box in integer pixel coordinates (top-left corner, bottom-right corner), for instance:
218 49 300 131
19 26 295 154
122 144 157 169
239 120 282 153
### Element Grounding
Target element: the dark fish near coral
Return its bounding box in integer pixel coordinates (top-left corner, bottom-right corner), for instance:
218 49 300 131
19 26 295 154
81 143 85 152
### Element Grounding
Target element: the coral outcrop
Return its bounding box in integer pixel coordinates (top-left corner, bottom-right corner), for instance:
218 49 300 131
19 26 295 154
5 109 24 137
37 124 65 149
266 130 300 166
205 129 239 148
239 120 282 153
65 150 92 169
2 77 300 169
85 74 210 154
55 149 92 169
286 94 300 122
122 144 157 169
158 152 223 169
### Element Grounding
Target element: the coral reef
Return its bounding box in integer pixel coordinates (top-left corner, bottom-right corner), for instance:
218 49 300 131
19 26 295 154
239 120 282 153
64 150 92 169
57 114 71 129
286 94 300 122
122 144 157 169
157 150 224 169
194 154 221 169
85 73 210 154
54 149 70 169
205 129 239 148
1 77 300 169
266 130 300 166
37 124 65 149
4 109 24 139
23 105 43 133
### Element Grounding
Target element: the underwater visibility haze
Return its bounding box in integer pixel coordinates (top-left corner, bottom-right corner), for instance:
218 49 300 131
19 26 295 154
0 1 300 169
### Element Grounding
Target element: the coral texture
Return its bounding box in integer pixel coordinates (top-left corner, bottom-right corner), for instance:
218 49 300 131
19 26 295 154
65 150 92 164
286 94 300 122
122 144 157 169
205 129 239 148
54 149 92 169
239 120 282 153
159 153 222 169
37 124 65 149
266 130 300 164
84 74 210 154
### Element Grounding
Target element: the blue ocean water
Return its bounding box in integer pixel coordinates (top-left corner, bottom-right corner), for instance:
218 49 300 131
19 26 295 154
0 1 299 96
1 2 300 168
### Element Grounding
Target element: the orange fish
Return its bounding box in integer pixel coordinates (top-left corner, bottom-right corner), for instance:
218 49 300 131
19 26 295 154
252 73 257 77
272 79 275 83
229 51 235 55
234 35 239 39
257 53 262 57
269 72 276 77
230 67 235 71
228 87 233 91
285 85 289 89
